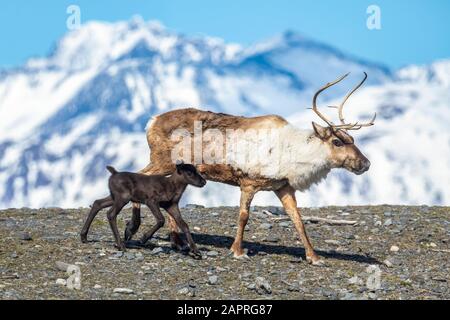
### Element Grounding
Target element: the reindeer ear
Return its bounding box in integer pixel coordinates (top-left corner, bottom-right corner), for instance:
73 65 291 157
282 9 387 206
312 122 331 139
175 160 184 174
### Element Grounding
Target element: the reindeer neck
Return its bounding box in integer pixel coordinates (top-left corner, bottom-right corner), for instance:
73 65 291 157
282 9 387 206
167 174 188 194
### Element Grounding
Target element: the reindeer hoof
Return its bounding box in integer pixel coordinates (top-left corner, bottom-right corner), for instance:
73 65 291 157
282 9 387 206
229 248 250 260
307 255 325 266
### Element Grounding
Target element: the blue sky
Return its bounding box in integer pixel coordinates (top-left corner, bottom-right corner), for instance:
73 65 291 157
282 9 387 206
0 0 448 69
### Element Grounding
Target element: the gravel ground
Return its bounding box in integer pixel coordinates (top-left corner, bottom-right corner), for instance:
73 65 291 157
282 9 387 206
0 205 448 300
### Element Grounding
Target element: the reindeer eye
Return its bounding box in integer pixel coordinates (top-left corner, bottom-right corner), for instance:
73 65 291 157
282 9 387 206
333 139 344 147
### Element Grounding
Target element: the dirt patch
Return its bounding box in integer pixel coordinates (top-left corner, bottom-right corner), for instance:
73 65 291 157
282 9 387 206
0 205 448 299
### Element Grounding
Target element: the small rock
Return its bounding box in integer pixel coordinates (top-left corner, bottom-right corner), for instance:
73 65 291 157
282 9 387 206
211 212 220 217
150 247 164 255
113 288 134 294
135 252 144 261
383 260 393 268
390 245 400 252
206 250 219 257
55 261 71 272
111 251 124 259
341 292 357 300
208 275 218 285
375 221 382 226
383 211 392 217
279 221 291 228
185 204 204 209
56 279 67 286
255 277 272 294
19 232 32 241
325 239 341 246
263 236 280 243
267 206 285 215
259 223 273 230
348 276 362 285
341 212 351 216
125 252 135 260
177 287 189 295
94 284 102 289
384 219 393 227
368 292 378 299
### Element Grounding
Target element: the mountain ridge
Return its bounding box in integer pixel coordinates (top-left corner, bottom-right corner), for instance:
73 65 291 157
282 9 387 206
0 18 448 208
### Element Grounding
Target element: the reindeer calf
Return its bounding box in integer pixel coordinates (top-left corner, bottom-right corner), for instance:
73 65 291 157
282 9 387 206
80 162 206 257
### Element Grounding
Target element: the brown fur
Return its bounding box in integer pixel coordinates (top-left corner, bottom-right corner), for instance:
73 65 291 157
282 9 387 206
80 163 206 257
127 108 370 264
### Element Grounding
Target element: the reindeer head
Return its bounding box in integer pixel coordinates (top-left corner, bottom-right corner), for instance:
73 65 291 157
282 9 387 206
310 73 376 175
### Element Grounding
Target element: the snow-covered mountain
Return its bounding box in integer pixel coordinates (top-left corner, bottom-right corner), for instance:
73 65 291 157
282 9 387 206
0 18 448 208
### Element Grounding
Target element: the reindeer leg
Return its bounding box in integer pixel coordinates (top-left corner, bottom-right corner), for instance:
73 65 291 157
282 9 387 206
275 185 324 266
230 185 256 258
80 196 113 243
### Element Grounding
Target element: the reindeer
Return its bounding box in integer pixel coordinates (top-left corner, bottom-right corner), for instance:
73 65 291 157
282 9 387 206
123 72 376 265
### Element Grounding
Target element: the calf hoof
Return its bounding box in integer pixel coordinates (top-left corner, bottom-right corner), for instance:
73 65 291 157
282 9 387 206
190 250 202 260
80 234 88 243
114 243 127 252
169 233 189 252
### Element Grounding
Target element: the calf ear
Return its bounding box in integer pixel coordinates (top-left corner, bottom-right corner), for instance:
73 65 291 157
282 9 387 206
312 122 331 140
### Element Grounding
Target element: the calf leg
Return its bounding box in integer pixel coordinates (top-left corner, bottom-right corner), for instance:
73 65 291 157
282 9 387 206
230 185 256 258
168 215 187 251
275 184 323 265
106 201 128 251
166 204 200 258
140 203 165 244
124 203 141 242
80 196 113 243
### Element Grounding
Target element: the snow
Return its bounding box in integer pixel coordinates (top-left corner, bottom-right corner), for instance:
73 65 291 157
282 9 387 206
0 17 448 208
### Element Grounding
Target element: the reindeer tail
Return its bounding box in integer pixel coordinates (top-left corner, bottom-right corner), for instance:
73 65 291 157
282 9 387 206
106 166 118 175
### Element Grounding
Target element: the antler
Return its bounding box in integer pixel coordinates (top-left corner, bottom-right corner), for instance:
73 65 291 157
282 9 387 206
312 73 349 127
311 72 376 131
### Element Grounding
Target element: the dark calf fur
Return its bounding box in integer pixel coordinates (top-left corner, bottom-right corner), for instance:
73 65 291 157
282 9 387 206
80 162 206 256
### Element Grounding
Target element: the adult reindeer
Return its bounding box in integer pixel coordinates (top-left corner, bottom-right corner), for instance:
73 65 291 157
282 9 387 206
125 72 376 265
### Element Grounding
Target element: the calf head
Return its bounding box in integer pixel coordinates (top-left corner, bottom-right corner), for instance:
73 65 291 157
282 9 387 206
176 161 207 187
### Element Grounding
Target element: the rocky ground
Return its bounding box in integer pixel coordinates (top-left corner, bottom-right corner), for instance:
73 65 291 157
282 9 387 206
0 205 448 300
